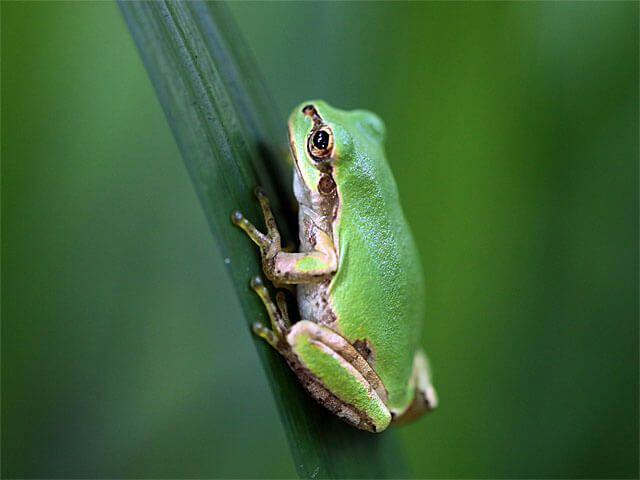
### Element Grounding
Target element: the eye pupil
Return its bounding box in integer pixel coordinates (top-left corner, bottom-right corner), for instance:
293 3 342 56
313 130 330 150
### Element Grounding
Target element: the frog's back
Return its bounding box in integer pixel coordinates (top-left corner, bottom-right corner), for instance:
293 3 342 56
328 112 425 411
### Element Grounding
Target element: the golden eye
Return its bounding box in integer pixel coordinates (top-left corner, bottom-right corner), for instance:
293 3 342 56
308 126 334 160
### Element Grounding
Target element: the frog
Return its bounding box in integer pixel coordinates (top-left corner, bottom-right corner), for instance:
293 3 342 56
231 100 437 432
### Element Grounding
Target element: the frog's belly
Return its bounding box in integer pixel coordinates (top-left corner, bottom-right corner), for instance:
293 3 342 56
297 281 338 330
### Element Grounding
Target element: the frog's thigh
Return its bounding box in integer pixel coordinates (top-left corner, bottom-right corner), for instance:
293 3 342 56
287 321 392 432
391 349 438 425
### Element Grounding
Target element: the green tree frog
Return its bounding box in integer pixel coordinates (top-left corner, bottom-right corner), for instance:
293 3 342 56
232 100 437 432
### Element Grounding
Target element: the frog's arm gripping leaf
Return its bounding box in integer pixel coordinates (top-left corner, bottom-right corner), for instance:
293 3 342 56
232 187 336 284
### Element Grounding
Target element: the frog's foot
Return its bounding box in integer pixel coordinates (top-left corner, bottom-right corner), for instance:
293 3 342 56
231 187 282 260
249 276 291 351
391 349 438 425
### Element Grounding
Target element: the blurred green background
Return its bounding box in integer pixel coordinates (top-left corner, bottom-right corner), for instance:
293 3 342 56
2 1 638 478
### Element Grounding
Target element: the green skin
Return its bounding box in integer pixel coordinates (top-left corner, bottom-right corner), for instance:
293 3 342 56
232 100 437 432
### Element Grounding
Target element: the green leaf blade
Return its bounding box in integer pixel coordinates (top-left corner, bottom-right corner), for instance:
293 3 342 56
119 1 409 477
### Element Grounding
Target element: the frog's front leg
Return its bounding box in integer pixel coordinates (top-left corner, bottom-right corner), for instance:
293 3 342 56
232 188 336 284
250 278 392 432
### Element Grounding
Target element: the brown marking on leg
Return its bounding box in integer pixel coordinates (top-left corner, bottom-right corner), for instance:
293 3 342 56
352 338 376 370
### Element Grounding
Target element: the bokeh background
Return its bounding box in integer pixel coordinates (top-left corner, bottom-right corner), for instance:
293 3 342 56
2 1 638 478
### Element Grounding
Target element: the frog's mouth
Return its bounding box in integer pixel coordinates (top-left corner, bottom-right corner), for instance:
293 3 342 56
288 120 314 210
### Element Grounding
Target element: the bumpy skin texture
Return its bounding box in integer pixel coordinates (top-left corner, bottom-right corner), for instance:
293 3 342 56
289 101 426 413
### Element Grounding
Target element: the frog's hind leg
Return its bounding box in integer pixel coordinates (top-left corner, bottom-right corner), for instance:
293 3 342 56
391 349 438 425
248 278 391 432
284 321 392 432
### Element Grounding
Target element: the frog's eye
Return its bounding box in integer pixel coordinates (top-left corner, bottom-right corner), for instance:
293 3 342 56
308 126 334 161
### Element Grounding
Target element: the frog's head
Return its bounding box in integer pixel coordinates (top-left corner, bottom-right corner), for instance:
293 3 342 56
287 100 386 209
